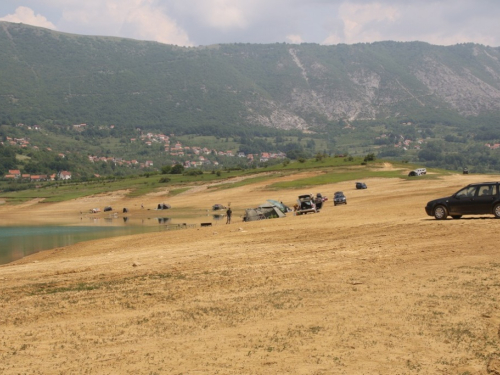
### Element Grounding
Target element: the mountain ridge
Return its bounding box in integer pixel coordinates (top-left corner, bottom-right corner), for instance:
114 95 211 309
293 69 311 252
2 21 500 135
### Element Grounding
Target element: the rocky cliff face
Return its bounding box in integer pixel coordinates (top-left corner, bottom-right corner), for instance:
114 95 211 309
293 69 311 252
242 43 500 130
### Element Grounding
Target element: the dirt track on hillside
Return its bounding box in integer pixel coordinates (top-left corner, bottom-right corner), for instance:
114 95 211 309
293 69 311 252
1 169 500 374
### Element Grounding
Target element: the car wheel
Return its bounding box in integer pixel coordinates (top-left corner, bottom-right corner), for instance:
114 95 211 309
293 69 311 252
494 203 500 218
433 205 448 220
451 215 462 219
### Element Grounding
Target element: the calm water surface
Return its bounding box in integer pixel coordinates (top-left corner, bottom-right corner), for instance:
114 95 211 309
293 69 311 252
0 210 228 265
0 225 163 265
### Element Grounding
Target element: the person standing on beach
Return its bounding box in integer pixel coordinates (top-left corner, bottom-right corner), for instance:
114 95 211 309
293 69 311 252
226 207 232 224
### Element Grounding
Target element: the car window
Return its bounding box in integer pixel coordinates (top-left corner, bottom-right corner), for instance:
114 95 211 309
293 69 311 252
478 184 497 196
455 186 477 198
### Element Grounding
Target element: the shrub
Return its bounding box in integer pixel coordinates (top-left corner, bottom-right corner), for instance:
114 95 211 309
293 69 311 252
364 153 376 162
183 169 203 176
170 164 184 174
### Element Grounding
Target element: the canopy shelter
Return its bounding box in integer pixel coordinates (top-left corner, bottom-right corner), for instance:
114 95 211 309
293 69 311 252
265 199 290 213
244 203 286 222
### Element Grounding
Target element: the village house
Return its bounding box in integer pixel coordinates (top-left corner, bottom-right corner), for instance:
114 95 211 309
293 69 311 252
58 171 72 180
485 143 500 149
72 123 86 131
8 170 21 178
171 143 183 152
31 175 49 182
260 152 270 162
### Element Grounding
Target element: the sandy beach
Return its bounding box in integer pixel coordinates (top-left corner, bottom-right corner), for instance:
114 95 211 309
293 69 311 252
1 169 500 374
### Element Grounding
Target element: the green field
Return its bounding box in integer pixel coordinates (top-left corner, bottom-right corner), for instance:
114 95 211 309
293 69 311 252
0 157 447 204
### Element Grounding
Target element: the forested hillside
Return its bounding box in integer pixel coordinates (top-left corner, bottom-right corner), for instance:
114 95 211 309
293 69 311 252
2 21 500 132
2 21 500 177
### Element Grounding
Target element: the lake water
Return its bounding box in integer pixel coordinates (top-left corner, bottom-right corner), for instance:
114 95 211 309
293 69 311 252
0 225 162 265
0 210 230 265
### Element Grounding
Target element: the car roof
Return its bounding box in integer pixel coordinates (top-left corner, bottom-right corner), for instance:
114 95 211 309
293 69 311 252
466 182 499 186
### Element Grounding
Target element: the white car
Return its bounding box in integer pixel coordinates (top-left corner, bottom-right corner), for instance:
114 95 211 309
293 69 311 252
296 194 317 214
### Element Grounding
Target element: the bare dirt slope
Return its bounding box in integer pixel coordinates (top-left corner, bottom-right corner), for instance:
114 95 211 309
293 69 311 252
1 172 500 374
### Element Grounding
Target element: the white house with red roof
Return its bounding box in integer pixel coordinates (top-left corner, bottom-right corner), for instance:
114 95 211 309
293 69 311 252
8 170 21 178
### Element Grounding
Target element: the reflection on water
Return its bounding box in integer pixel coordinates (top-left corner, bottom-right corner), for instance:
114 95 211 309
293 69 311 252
157 217 171 224
0 225 161 265
0 208 226 265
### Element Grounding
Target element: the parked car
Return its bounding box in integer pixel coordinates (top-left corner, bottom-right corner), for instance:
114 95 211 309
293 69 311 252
296 194 317 215
425 182 500 220
333 191 347 206
408 168 427 177
212 204 227 211
356 182 367 189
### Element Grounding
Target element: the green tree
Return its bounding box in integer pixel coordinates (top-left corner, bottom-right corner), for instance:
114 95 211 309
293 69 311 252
364 153 376 162
170 164 184 174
